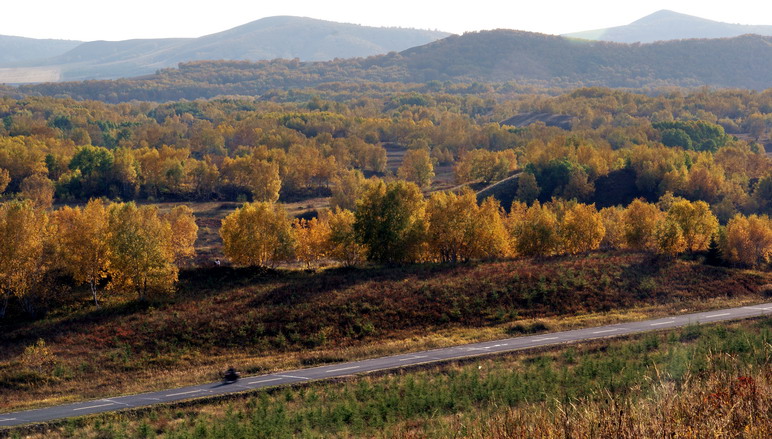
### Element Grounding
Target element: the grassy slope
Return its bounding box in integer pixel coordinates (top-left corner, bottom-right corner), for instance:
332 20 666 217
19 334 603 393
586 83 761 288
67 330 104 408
0 252 769 413
8 318 771 438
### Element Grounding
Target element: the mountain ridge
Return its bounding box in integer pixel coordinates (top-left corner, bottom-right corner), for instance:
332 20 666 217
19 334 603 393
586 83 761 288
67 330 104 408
13 30 771 102
565 9 772 43
0 16 450 82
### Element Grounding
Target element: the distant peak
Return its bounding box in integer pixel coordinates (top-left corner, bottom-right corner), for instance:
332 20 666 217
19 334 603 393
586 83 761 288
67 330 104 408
631 10 710 25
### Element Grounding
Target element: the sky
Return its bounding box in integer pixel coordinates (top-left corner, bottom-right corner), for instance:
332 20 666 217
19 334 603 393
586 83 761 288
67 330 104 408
3 1 771 41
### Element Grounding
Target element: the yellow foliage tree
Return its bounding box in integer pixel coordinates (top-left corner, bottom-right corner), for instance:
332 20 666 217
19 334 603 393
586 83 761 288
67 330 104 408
0 168 9 194
514 201 559 257
293 217 331 268
665 199 718 252
221 154 281 202
323 208 366 267
599 206 626 249
52 199 111 307
724 214 772 267
454 149 517 184
398 149 435 188
220 202 295 268
162 205 199 263
330 169 368 211
107 203 178 300
0 200 48 317
473 196 511 259
426 189 478 262
623 199 664 251
655 217 687 257
20 173 55 209
560 203 605 254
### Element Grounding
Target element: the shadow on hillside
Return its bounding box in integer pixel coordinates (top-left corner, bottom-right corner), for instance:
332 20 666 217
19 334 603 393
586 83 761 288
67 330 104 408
246 263 474 309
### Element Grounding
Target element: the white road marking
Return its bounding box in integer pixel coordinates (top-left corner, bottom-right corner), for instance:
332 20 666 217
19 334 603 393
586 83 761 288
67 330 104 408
744 307 772 311
0 418 17 422
73 403 114 411
705 313 731 318
103 399 129 406
277 374 309 380
592 328 620 334
327 366 360 373
398 355 428 361
650 321 676 326
247 377 282 385
533 337 559 342
165 389 205 397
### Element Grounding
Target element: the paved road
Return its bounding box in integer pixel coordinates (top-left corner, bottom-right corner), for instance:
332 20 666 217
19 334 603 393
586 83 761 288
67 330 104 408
2 302 771 428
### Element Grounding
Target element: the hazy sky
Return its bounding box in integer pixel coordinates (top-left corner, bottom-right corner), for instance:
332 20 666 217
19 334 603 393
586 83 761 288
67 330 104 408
4 1 771 41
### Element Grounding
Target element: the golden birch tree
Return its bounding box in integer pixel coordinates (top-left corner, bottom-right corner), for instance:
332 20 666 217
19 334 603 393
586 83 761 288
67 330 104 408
398 149 435 188
162 205 199 264
293 217 330 268
560 203 605 254
665 199 718 252
220 202 295 267
0 201 48 317
323 208 366 267
724 214 772 267
623 199 664 251
52 199 111 307
107 203 178 300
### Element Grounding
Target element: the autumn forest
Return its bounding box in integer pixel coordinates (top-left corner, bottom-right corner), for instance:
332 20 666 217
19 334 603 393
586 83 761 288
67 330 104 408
0 85 771 316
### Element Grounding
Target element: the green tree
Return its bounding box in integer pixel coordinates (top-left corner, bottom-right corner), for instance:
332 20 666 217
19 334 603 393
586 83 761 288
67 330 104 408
354 180 426 264
516 172 540 205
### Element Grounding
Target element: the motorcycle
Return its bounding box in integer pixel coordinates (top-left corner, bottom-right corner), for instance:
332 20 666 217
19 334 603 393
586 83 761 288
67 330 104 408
221 367 241 383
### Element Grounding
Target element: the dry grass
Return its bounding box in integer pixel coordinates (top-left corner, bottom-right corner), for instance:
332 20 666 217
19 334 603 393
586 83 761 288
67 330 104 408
395 372 772 438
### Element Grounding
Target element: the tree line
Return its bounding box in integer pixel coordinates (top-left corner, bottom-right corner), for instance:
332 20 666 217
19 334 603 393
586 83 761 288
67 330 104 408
220 180 772 270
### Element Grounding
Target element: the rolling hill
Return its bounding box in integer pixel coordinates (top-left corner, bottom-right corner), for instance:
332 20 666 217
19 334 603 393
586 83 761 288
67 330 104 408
0 35 81 65
0 16 450 82
14 29 771 102
565 10 772 43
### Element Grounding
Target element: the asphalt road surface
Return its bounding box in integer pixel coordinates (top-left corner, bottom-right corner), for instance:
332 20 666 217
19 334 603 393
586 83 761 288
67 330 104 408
2 302 771 428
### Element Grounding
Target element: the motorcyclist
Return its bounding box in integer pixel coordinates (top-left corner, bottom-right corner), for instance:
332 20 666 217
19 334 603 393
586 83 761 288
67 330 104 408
223 366 240 382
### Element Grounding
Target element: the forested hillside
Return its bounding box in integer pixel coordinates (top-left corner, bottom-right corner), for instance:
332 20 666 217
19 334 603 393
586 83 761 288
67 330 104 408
9 31 771 102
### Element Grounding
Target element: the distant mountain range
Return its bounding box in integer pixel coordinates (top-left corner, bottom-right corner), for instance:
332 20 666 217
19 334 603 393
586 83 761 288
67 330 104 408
14 30 771 102
0 16 450 82
565 10 772 43
0 35 82 65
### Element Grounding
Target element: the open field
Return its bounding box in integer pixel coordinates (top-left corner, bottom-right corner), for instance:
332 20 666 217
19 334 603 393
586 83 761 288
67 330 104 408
5 317 770 438
1 251 770 413
0 68 60 84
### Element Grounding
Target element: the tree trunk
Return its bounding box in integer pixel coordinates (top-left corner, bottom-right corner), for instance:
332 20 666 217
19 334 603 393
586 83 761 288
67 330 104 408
0 294 8 319
90 280 100 308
